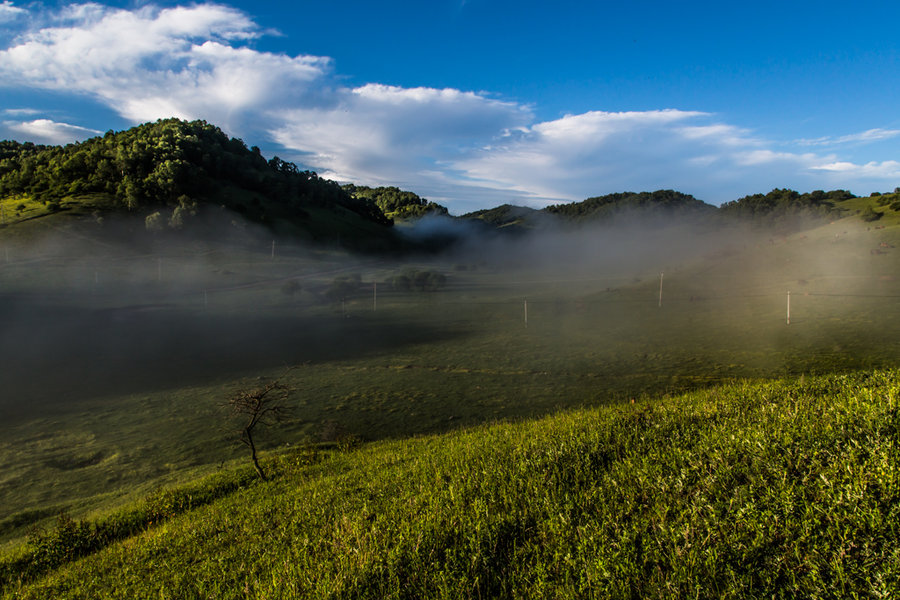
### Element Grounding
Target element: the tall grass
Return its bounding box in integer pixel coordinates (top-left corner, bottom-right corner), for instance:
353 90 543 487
4 369 898 598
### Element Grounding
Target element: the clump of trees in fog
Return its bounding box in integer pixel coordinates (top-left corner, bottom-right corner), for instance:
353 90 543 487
326 274 363 302
388 268 447 292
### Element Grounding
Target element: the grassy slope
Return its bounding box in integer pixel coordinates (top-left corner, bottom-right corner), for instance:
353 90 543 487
2 369 898 598
0 193 117 238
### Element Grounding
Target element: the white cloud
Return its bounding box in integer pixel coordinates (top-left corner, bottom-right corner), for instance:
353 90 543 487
0 3 329 132
0 1 26 23
811 160 900 178
271 83 532 189
3 119 101 144
450 110 789 204
449 110 900 206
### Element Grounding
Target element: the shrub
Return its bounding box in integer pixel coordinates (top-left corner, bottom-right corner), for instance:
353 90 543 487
861 205 883 222
281 280 302 297
145 211 164 231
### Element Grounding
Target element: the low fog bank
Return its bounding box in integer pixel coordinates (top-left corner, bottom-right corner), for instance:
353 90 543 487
404 207 886 284
0 214 436 418
404 210 763 278
0 296 463 419
2 206 895 419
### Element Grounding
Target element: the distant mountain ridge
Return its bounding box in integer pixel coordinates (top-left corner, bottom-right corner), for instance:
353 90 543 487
457 188 853 233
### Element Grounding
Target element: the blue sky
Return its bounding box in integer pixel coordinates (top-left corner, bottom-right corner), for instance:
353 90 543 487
1 0 898 213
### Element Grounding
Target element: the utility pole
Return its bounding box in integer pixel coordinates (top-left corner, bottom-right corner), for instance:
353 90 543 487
658 272 664 308
271 240 276 260
524 297 528 328
373 281 377 312
786 291 791 325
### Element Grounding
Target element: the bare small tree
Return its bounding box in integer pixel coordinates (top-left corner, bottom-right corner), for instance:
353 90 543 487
227 379 292 481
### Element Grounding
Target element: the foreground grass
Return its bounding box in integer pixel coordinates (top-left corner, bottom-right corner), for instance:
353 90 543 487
3 369 898 598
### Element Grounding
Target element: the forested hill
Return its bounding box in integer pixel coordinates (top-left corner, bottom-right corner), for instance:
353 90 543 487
544 190 716 221
0 119 392 244
459 204 542 231
457 191 718 232
343 185 448 220
718 188 852 226
458 188 859 232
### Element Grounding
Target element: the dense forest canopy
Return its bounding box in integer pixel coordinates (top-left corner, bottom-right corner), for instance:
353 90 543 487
343 185 449 220
717 188 853 226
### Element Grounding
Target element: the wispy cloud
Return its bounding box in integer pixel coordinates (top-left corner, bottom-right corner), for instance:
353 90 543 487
1 2 898 210
2 107 40 117
2 118 101 144
796 128 900 147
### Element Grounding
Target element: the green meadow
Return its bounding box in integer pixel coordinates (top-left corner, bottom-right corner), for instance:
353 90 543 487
1 198 900 596
2 370 898 598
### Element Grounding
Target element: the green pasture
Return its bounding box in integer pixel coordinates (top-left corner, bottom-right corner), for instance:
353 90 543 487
3 369 898 597
2 207 900 547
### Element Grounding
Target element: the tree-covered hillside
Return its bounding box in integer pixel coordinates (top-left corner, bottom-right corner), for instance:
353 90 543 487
718 188 853 227
0 119 391 232
544 189 716 221
459 204 541 230
343 185 448 220
456 188 861 233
